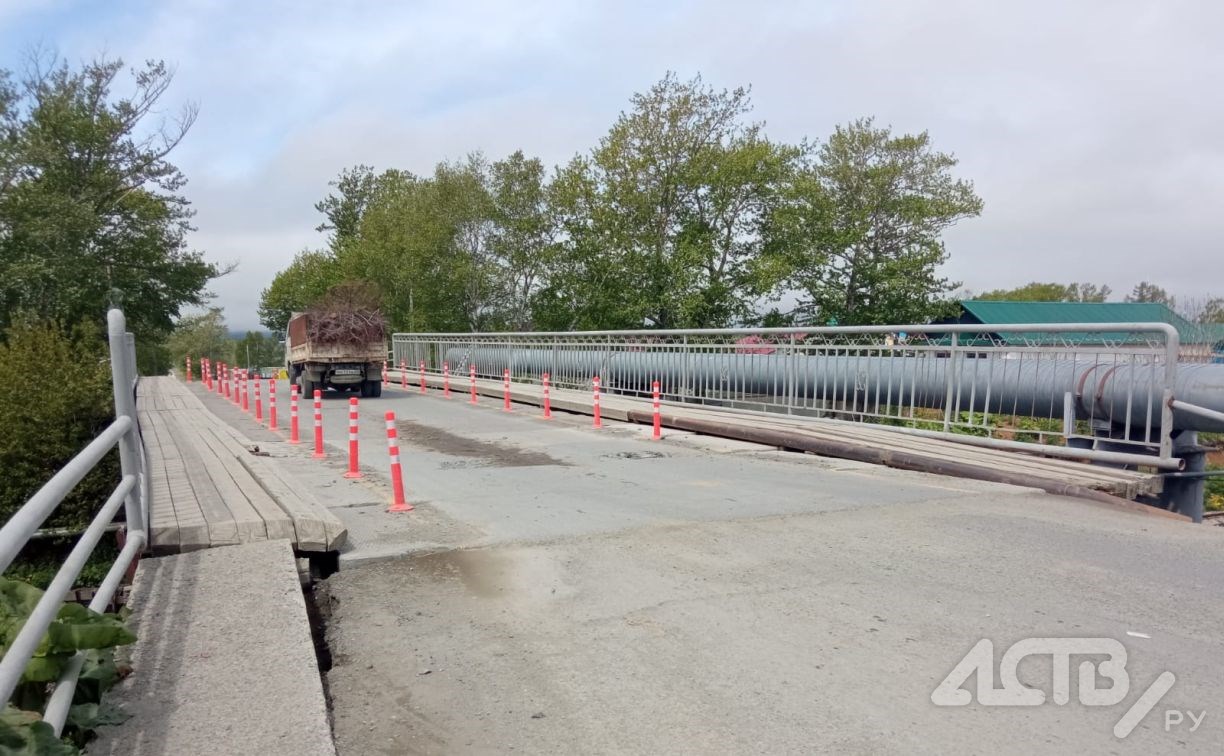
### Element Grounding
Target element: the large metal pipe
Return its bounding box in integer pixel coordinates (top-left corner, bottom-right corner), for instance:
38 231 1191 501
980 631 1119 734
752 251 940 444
447 347 1224 434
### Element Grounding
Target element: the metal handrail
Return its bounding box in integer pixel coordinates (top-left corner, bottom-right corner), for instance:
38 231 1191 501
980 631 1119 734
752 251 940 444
394 322 1189 462
0 308 147 735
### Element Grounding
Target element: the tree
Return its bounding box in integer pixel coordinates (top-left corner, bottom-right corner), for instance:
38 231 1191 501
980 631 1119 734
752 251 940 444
489 150 556 329
258 249 341 333
773 118 982 325
315 164 384 250
0 55 221 339
165 308 230 368
976 282 1112 302
1199 297 1224 324
548 73 792 329
1126 281 1175 308
232 330 282 370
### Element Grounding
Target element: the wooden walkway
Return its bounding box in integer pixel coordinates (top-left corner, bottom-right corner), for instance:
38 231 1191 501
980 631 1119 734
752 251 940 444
138 377 346 554
393 370 1165 502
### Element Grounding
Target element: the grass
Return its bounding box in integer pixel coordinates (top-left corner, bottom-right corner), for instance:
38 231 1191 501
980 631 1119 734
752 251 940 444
5 537 121 590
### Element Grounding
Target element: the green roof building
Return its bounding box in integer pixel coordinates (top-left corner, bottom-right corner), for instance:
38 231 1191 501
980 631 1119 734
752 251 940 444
951 301 1224 360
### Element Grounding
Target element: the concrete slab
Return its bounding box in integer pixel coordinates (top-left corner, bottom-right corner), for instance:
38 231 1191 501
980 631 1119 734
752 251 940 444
323 496 1224 755
90 540 335 755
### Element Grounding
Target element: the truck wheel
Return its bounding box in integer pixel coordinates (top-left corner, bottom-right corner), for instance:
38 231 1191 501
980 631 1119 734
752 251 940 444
299 374 315 399
361 379 381 398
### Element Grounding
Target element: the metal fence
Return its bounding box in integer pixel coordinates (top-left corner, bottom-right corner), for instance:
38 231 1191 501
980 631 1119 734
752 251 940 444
0 308 147 735
389 322 1219 465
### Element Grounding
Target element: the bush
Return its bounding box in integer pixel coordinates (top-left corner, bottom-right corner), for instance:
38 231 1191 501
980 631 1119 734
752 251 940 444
0 318 119 534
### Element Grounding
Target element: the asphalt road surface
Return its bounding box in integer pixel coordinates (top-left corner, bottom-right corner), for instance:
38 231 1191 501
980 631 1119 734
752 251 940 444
194 381 1224 755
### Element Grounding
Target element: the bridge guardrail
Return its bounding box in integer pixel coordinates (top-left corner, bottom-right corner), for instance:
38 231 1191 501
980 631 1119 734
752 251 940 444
0 308 147 735
393 322 1197 466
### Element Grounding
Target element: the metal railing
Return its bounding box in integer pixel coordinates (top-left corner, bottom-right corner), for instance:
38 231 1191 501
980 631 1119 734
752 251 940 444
389 322 1221 467
0 308 147 735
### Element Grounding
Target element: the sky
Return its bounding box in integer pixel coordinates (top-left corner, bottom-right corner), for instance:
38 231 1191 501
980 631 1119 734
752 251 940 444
2 0 1221 330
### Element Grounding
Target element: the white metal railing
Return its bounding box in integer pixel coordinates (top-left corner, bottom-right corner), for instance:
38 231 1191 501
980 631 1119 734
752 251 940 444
0 308 147 736
392 322 1208 467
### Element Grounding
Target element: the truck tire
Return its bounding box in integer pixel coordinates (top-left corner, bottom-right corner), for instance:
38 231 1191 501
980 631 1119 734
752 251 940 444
361 379 382 398
299 374 316 399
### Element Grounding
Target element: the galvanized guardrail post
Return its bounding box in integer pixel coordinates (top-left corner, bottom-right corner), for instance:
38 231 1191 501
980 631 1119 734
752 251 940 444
109 309 144 530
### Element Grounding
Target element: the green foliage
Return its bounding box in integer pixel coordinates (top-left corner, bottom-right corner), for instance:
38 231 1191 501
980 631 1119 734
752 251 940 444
976 282 1112 302
0 577 136 752
4 541 118 593
0 707 77 755
1197 298 1224 324
548 73 798 329
0 318 118 533
257 249 341 334
262 73 986 331
1125 281 1174 308
165 308 230 370
772 118 983 326
231 331 282 370
0 55 221 344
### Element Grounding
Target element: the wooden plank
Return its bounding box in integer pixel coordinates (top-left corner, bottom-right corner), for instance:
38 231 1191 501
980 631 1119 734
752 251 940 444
170 389 330 551
194 417 344 552
144 410 210 551
193 421 298 544
669 408 1154 496
139 410 180 550
164 411 268 545
148 410 237 548
239 453 346 552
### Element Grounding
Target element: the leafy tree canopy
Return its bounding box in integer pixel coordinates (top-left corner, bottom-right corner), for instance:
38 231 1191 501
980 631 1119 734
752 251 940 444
975 282 1112 302
0 54 221 340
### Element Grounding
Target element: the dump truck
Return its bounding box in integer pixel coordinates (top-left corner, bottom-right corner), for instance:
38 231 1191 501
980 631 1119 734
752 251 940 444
285 311 385 397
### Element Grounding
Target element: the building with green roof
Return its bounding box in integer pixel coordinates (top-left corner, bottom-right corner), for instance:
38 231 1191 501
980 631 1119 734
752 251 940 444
949 301 1224 361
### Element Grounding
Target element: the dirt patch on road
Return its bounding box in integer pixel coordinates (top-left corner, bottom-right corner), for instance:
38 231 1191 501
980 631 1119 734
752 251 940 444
395 418 564 468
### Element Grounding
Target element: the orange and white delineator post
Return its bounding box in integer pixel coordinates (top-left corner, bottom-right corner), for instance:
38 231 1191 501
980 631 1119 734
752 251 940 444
503 369 512 411
400 359 407 390
288 384 301 444
652 380 662 440
469 364 477 404
185 356 193 383
312 389 325 459
343 396 362 479
385 411 412 513
241 370 250 413
443 362 451 398
383 361 389 387
268 379 278 431
254 376 263 423
592 376 602 429
542 373 552 420
419 361 427 394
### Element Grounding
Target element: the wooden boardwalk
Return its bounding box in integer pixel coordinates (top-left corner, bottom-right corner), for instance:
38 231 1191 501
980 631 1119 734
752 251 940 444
393 370 1165 503
137 377 346 554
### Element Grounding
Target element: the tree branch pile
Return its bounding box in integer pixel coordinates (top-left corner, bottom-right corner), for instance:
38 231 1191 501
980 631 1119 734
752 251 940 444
305 281 387 346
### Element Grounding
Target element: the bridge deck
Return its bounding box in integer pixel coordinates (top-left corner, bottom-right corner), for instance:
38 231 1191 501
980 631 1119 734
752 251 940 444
393 370 1164 501
137 376 346 553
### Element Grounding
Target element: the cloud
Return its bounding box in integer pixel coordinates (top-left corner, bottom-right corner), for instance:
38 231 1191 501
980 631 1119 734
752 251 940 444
4 0 1222 327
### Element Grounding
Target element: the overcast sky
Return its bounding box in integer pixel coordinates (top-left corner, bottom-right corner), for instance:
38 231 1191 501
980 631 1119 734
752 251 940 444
2 0 1221 330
